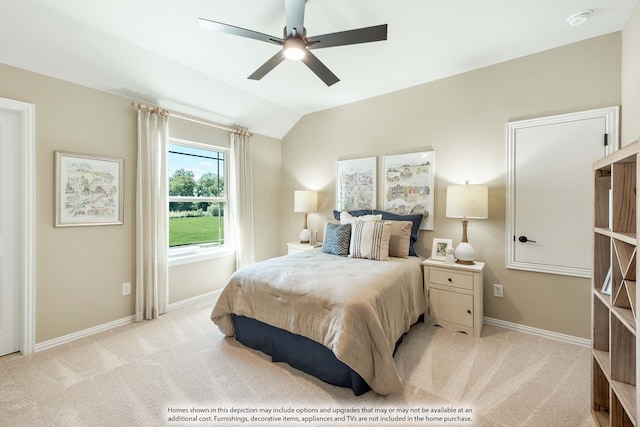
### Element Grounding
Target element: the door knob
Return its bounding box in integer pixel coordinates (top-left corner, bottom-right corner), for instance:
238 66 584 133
518 235 536 243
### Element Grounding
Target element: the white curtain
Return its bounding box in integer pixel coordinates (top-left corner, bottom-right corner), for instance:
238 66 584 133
229 130 255 269
135 107 169 321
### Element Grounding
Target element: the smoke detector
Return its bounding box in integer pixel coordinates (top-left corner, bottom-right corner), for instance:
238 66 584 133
567 9 593 26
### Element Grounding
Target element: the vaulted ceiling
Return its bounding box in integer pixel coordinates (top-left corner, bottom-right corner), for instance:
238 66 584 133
1 0 637 138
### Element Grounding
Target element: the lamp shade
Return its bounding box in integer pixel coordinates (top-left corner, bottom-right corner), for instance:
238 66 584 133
446 182 488 219
294 190 318 213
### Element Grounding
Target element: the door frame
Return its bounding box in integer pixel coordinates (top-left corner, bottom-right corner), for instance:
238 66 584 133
0 97 36 355
506 106 619 277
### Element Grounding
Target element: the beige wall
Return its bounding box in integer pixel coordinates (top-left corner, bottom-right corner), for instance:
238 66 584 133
0 63 282 343
622 2 640 145
280 33 622 339
0 64 138 342
251 134 283 261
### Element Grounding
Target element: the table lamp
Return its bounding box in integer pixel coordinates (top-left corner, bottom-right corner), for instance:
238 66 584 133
294 190 318 243
446 181 488 265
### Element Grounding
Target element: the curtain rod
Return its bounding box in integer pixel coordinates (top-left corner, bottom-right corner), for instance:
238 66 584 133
130 102 252 136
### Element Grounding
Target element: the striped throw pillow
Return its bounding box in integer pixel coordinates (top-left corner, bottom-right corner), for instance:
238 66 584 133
349 220 391 261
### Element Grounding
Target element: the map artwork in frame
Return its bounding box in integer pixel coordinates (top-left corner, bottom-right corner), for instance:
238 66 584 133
55 151 124 227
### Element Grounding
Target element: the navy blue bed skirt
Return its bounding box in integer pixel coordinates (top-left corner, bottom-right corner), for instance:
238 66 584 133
232 314 423 396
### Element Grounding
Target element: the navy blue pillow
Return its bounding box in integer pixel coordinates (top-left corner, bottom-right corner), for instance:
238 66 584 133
333 209 374 219
333 210 422 256
322 222 352 256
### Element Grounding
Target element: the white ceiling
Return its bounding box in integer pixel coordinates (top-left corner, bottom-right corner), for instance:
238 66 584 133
0 0 637 139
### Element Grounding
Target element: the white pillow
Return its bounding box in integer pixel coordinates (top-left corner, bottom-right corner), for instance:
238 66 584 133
340 210 382 224
349 220 391 261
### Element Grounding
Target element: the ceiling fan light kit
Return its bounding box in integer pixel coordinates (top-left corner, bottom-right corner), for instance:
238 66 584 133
199 0 387 86
283 38 306 60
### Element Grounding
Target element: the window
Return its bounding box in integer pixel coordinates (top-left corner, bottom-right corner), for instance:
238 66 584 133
168 139 229 262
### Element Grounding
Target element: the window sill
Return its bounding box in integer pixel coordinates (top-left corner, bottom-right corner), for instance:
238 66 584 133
168 246 235 267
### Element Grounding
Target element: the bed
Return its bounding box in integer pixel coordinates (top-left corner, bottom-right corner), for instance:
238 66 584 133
211 246 425 395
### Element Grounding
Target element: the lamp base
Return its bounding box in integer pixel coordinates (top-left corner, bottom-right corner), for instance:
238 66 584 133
299 228 311 244
454 242 475 265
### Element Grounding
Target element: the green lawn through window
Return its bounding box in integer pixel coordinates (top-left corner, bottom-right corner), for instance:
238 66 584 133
169 216 224 247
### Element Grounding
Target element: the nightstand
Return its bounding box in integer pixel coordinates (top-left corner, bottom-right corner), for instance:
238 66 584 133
422 258 485 337
287 241 322 255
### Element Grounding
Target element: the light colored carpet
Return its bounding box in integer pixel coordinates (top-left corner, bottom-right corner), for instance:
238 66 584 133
0 295 595 426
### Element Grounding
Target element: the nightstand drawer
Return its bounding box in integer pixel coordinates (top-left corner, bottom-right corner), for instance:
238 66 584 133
429 267 473 291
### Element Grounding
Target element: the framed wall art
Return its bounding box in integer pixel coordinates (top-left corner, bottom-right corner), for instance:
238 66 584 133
383 151 434 230
55 151 124 227
336 156 377 211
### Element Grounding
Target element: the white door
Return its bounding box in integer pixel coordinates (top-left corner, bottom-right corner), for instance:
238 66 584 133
507 107 619 278
0 108 20 356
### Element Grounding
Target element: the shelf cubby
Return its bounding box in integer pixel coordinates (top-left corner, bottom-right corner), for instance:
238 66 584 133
611 161 636 235
593 232 611 296
593 296 609 352
592 359 610 421
614 240 637 280
611 390 634 427
611 315 636 386
610 381 636 427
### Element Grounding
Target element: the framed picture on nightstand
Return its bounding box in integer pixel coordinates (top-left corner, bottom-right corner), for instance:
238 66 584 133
431 238 452 261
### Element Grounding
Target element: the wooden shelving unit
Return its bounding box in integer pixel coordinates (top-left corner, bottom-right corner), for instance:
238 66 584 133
592 140 640 426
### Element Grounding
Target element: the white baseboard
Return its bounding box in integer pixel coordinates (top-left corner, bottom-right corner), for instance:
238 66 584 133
35 315 136 353
34 289 222 353
483 316 591 347
167 289 222 311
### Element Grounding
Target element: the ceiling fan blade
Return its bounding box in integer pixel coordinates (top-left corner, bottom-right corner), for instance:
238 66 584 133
248 50 286 80
301 51 339 86
285 0 306 38
307 24 387 50
198 18 283 45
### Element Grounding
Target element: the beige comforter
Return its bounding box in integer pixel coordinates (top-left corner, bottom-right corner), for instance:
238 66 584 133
211 249 425 395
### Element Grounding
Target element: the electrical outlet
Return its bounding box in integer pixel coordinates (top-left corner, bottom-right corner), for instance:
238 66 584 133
122 282 131 296
493 284 503 298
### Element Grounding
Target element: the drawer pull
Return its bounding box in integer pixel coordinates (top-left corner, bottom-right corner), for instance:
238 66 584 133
467 310 472 314
448 278 452 282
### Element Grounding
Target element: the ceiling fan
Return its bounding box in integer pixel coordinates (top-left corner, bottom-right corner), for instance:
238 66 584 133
198 0 388 86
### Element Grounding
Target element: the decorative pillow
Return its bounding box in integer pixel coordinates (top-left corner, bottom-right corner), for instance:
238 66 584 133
349 220 391 261
339 210 382 224
334 209 373 219
374 210 423 256
387 220 412 258
334 210 423 256
322 223 351 256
